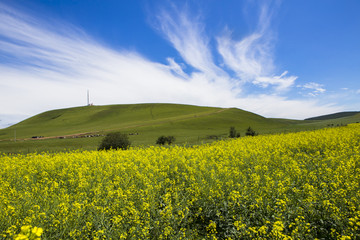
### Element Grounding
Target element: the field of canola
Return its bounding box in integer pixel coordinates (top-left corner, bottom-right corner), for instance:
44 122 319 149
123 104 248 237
1 124 360 239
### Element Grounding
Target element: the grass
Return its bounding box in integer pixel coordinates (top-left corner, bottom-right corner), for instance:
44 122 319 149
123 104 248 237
0 103 221 140
305 111 360 120
0 137 98 154
0 103 359 154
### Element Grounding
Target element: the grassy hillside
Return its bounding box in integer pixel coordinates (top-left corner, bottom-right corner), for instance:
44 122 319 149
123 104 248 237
0 103 221 140
305 111 360 120
1 103 359 154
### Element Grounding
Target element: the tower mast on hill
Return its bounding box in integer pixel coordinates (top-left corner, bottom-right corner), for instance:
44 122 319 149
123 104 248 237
87 90 93 106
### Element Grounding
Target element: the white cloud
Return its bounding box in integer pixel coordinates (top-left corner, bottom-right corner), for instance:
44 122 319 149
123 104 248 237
0 2 342 128
165 58 188 79
232 94 341 119
155 5 229 85
297 82 326 97
0 113 28 129
254 71 298 91
216 4 297 92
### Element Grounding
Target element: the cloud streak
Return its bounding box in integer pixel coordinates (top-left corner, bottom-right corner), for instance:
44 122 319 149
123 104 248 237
297 82 326 97
0 2 341 128
216 1 297 92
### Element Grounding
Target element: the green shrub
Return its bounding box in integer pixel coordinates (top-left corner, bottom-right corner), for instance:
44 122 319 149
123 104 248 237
166 136 176 144
98 132 131 150
245 126 257 136
229 126 240 138
156 136 176 145
156 136 167 145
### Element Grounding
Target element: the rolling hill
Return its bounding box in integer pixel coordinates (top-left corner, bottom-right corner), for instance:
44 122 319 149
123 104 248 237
305 111 360 120
0 103 285 140
0 103 359 153
0 103 220 140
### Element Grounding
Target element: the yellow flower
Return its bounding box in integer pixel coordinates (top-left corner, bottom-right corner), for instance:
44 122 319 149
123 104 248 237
13 225 43 240
14 234 28 240
31 227 43 237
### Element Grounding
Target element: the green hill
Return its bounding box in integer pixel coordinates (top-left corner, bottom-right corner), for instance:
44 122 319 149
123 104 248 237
1 103 359 153
0 103 222 140
305 111 360 120
0 103 280 140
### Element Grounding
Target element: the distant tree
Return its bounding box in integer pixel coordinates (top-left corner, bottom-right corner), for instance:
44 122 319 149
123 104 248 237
98 132 131 150
245 126 257 136
166 136 176 145
229 126 240 138
156 136 168 145
156 136 176 145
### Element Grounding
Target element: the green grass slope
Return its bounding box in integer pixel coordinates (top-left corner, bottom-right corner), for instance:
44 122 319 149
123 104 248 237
305 111 360 120
0 103 221 140
124 107 289 145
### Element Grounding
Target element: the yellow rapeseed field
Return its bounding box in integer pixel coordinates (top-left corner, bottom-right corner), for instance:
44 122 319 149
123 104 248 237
1 124 360 239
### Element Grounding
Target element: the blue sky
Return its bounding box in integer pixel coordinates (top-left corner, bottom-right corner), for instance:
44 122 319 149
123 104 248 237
1 0 360 128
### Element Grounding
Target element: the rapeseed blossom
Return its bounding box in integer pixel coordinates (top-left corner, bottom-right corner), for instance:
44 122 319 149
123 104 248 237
13 225 43 240
1 124 360 239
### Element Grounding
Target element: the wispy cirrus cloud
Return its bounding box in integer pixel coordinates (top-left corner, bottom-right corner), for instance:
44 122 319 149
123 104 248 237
155 1 298 93
216 1 297 92
154 3 230 92
297 82 326 97
0 1 342 128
